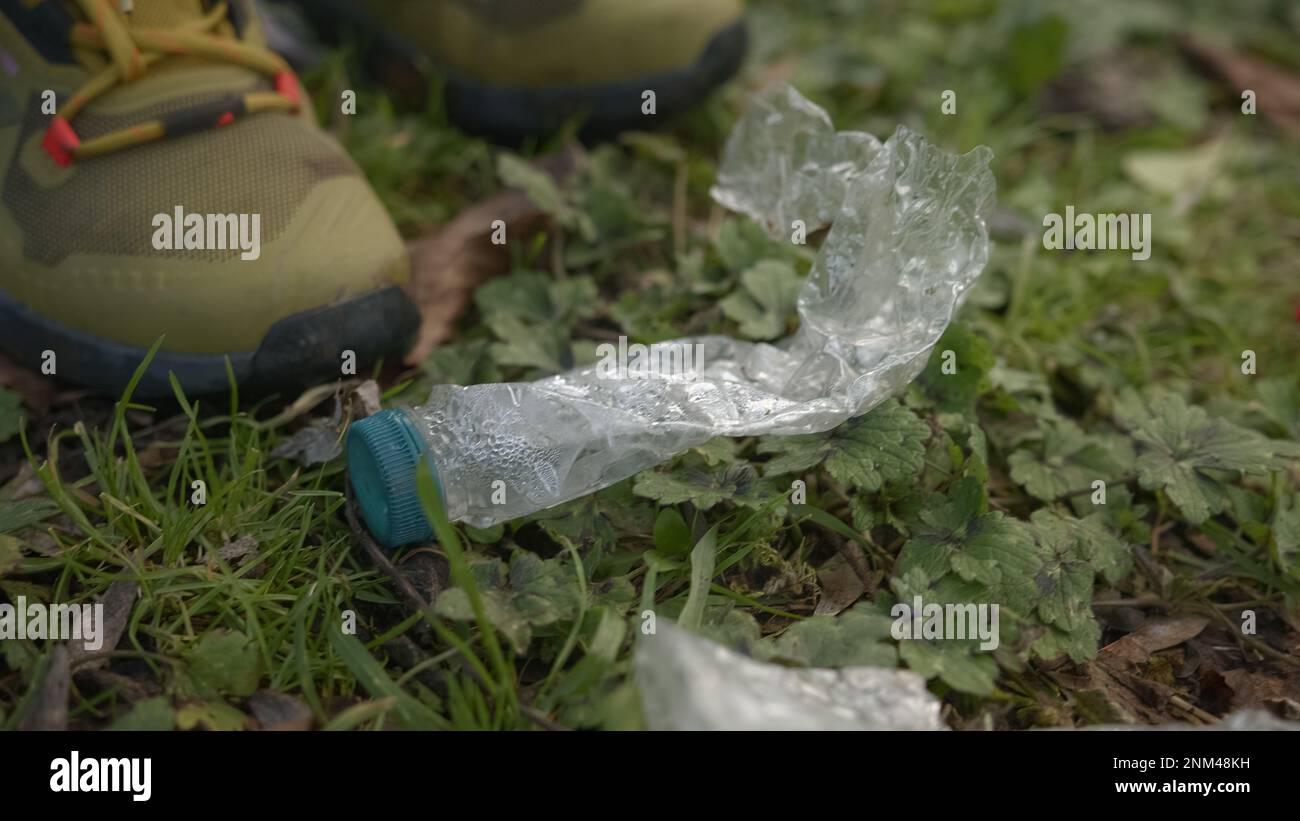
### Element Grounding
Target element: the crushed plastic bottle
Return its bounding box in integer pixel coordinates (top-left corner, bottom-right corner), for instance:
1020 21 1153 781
347 84 996 546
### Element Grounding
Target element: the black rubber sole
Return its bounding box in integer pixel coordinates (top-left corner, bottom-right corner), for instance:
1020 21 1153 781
441 20 749 142
285 1 747 142
0 285 420 399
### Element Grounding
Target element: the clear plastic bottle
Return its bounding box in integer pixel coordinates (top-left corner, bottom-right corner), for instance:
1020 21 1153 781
347 376 720 543
346 85 995 547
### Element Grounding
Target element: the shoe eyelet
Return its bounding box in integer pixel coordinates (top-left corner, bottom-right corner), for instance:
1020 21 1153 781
42 116 79 167
274 72 301 111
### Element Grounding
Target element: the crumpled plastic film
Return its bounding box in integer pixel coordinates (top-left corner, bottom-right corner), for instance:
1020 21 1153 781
416 84 996 526
635 623 945 731
1080 711 1300 732
710 83 883 236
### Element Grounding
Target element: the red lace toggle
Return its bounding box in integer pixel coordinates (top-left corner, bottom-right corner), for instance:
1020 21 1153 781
275 72 300 110
42 116 80 167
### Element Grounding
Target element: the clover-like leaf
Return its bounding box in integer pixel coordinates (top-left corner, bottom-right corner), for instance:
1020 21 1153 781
497 153 596 240
885 568 1002 695
897 636 999 696
893 479 1130 667
719 259 803 340
1116 389 1288 523
435 550 582 653
766 605 898 668
1024 511 1103 637
633 457 778 510
896 478 1042 614
1008 419 1134 501
185 629 261 698
1273 493 1300 576
758 399 930 491
475 270 597 325
1256 377 1299 440
915 323 995 413
474 272 599 373
713 216 793 274
484 312 570 372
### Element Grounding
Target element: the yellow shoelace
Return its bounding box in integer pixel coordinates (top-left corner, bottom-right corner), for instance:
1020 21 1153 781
45 0 300 165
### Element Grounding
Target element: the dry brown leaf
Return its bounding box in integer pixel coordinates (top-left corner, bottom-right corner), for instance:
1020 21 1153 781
0 460 44 500
1042 50 1161 130
0 352 56 415
1220 668 1300 714
813 551 866 616
1051 662 1171 725
1100 615 1209 666
208 535 259 568
249 689 314 731
1182 37 1300 137
347 379 382 420
68 581 139 671
403 144 585 365
257 380 355 431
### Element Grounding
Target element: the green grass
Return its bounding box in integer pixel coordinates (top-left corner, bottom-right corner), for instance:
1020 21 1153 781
2 0 1299 730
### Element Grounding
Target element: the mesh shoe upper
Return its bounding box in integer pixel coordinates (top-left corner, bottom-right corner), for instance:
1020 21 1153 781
6 86 358 267
0 0 408 353
371 0 744 88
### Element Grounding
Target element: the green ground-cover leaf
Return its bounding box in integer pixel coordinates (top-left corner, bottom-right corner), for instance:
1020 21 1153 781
184 629 262 698
719 259 804 340
767 605 898 668
436 550 584 654
758 399 930 491
1008 419 1134 500
892 477 1133 686
1116 389 1291 523
0 388 21 444
634 457 779 510
914 324 995 414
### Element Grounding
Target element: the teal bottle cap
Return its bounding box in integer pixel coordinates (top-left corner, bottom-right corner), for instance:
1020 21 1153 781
346 409 437 548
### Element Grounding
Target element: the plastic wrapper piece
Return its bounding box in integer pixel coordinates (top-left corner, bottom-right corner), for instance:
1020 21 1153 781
1080 710 1300 731
404 84 996 527
634 623 945 731
710 83 883 236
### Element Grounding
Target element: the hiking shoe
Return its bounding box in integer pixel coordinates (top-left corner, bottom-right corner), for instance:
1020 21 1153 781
0 0 418 399
289 0 748 141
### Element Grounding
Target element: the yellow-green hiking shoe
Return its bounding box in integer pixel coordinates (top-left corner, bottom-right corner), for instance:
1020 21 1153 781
0 0 418 398
296 0 748 141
